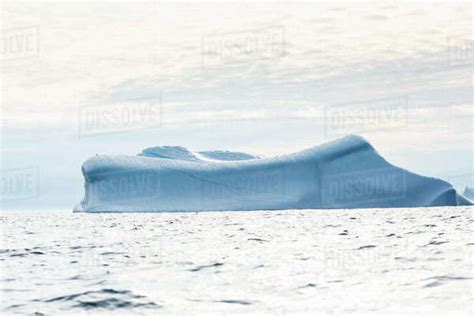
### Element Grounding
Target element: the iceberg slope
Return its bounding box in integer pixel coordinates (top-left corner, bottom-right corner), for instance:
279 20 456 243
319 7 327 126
74 135 471 212
463 187 474 201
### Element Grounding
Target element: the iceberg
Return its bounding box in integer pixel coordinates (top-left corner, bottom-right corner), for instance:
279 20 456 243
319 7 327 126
463 187 474 201
74 135 471 212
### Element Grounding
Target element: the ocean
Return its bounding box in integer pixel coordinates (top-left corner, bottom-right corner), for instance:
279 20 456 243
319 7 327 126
1 206 472 315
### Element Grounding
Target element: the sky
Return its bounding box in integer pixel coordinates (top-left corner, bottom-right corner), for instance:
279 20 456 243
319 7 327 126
0 1 472 210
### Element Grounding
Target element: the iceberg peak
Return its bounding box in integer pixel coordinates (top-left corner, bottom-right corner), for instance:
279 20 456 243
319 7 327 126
139 146 199 161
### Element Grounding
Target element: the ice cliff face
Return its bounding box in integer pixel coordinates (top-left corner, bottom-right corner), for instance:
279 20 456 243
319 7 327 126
74 135 471 212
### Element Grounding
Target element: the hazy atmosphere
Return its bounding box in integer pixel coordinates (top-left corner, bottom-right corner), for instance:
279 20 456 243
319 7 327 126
1 1 472 210
1 2 473 315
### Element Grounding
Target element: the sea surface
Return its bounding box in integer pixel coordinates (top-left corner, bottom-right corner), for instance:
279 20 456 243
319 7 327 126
1 206 473 315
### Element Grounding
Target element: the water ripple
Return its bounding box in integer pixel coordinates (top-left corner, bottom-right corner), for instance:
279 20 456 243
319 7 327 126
44 288 160 310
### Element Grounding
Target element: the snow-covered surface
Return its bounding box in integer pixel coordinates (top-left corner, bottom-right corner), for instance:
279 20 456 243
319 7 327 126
139 146 201 162
1 207 473 315
197 151 259 162
139 146 259 163
75 135 470 212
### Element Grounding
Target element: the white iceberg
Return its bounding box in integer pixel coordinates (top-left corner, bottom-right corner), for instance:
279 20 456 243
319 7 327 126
74 135 471 212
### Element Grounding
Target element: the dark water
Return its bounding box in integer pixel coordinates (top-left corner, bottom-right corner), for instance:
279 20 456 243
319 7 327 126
1 207 473 315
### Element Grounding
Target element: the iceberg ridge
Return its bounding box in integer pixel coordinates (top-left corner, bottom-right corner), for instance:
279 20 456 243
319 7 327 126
74 135 471 212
